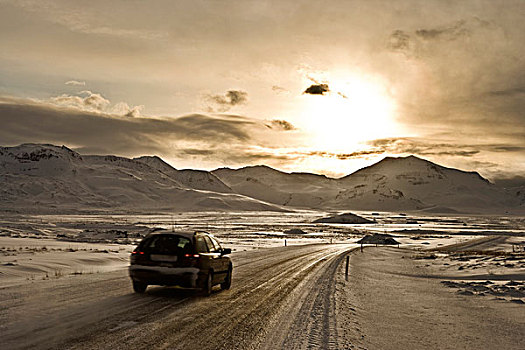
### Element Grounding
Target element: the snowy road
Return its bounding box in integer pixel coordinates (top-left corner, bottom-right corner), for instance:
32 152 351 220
1 244 356 350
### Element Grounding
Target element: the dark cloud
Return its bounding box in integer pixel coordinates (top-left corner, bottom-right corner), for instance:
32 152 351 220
366 137 481 157
0 97 255 157
387 30 411 52
389 18 489 56
303 84 329 95
301 150 382 160
302 76 346 98
489 87 525 97
365 137 525 165
174 114 254 141
208 90 248 112
415 19 470 41
268 119 295 131
177 146 294 166
491 146 525 152
177 148 217 156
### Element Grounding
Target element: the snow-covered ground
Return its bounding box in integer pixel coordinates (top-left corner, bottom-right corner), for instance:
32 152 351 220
342 246 525 350
1 211 523 287
0 210 524 349
0 237 133 287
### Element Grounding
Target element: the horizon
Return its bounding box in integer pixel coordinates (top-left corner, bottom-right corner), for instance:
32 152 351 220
1 0 524 181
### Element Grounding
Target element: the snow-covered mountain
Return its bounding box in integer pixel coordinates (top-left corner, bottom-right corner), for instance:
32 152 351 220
213 156 523 213
0 144 284 213
133 156 232 193
213 165 339 208
334 155 518 212
1 144 522 214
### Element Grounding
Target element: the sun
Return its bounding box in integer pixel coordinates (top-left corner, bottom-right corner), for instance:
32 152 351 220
299 72 400 152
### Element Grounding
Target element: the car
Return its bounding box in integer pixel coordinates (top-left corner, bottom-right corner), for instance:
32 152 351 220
129 230 232 295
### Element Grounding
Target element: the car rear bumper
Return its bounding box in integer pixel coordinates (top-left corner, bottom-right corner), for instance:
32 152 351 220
129 265 200 288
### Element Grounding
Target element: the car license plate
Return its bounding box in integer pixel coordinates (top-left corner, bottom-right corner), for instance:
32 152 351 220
150 254 178 262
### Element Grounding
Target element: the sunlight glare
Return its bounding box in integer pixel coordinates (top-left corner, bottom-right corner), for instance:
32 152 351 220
300 72 399 152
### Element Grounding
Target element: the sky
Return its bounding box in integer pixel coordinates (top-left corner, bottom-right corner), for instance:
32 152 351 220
0 0 524 181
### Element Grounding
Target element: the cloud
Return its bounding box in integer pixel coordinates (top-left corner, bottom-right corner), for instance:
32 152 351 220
388 18 489 56
180 147 293 165
414 19 471 41
65 80 86 86
386 16 525 146
111 102 144 118
366 137 481 157
302 73 347 98
0 96 286 163
387 30 412 52
272 85 289 94
8 1 168 41
207 90 248 112
47 91 145 117
50 91 110 112
298 150 382 160
267 119 295 131
303 84 329 95
489 87 525 97
356 137 525 180
2 95 520 178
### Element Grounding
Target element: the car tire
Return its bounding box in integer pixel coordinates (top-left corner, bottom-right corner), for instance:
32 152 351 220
202 271 213 296
132 281 147 293
221 266 232 290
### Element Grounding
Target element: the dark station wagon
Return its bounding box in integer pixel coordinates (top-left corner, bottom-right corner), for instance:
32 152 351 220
129 231 233 295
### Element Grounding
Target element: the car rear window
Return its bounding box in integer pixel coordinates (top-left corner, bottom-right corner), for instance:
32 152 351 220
141 235 192 255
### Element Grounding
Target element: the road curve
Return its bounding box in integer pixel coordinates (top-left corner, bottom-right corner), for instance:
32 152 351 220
1 243 355 350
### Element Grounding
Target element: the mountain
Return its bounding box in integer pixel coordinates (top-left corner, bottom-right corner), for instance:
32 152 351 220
1 144 522 214
213 156 523 213
333 155 509 211
0 144 284 213
509 186 525 207
133 156 232 193
213 165 338 208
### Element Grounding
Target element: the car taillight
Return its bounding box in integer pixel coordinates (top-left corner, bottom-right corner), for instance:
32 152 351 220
131 251 144 255
184 254 200 258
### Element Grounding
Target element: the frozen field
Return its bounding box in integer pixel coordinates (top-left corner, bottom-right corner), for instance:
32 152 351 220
0 210 524 349
1 211 523 286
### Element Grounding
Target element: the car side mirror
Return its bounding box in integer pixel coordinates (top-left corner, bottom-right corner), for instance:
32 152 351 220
221 248 232 255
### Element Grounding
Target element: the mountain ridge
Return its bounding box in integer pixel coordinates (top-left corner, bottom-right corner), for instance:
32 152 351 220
134 155 233 193
1 143 522 214
0 144 284 213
